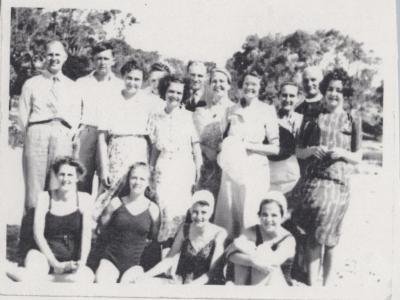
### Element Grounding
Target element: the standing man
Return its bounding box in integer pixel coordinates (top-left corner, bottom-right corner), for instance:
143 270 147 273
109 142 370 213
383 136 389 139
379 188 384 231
185 61 208 112
18 40 81 210
75 41 122 194
295 66 324 120
295 66 325 177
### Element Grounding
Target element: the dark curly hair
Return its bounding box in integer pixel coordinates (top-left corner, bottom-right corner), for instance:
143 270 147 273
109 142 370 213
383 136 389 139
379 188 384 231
319 68 353 97
52 156 86 178
158 74 191 103
150 62 171 74
120 59 147 80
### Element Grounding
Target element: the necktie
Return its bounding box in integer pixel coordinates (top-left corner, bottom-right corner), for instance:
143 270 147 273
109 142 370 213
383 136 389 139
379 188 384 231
49 76 60 115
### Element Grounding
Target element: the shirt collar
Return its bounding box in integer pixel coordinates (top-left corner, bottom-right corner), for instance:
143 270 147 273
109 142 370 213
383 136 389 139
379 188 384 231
42 69 65 81
90 70 118 82
305 93 323 103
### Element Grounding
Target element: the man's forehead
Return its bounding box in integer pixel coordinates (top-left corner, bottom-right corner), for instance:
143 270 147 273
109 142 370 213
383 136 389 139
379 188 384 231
94 49 113 58
189 63 207 74
303 67 322 79
46 41 66 53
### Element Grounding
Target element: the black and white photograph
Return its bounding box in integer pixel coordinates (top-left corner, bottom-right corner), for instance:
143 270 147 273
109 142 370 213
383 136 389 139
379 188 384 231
0 0 398 299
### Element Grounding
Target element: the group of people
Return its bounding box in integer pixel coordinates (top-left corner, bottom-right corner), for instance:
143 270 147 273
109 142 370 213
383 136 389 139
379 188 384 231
6 39 362 287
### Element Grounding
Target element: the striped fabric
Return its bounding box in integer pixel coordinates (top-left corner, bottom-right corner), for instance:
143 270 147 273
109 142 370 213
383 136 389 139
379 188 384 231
291 111 361 246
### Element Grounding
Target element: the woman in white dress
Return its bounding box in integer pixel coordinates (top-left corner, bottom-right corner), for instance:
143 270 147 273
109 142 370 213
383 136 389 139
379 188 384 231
214 71 280 239
149 74 203 244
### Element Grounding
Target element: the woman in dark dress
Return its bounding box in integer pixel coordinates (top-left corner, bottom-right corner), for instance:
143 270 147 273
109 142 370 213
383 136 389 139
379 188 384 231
290 68 362 286
6 157 94 282
95 162 160 283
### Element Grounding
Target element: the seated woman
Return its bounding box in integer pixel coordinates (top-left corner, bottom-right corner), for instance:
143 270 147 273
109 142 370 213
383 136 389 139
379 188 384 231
137 190 227 285
95 162 160 283
6 157 94 282
226 191 296 286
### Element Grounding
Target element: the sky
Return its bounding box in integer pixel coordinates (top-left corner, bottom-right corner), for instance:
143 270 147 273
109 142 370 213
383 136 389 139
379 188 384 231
116 0 391 67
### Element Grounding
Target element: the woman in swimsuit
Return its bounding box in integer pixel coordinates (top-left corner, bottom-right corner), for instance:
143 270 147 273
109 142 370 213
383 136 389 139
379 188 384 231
7 156 94 282
226 191 296 286
95 162 160 283
137 190 227 285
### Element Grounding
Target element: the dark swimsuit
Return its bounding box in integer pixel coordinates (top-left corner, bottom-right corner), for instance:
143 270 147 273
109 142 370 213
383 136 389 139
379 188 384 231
254 225 294 285
175 223 217 284
31 193 83 264
101 199 153 275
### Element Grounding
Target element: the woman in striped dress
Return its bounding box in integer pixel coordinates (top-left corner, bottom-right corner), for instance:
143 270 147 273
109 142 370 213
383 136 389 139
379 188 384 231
290 68 362 286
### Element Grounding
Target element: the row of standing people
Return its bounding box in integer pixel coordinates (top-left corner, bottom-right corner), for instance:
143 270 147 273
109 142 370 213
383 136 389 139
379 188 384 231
13 40 362 286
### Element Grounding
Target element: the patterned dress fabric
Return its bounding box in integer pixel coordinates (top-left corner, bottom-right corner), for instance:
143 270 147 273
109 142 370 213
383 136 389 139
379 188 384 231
290 110 361 246
193 97 233 200
150 108 198 242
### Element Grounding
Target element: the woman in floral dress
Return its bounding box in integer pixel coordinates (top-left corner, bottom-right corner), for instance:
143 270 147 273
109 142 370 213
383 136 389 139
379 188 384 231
149 74 203 244
290 68 362 286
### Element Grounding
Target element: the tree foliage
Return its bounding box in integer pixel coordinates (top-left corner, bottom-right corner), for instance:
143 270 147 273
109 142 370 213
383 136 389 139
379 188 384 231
226 30 382 106
9 8 169 94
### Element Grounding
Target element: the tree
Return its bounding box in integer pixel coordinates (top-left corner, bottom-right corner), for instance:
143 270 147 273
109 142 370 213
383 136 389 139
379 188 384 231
226 29 382 107
10 8 138 93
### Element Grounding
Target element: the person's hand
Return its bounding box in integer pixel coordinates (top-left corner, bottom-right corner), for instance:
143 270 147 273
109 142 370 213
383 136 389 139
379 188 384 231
53 261 78 274
100 170 112 188
329 147 347 160
309 146 328 159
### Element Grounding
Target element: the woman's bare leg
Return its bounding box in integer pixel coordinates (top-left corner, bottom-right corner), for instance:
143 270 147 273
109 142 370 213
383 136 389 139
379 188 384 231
322 245 336 286
10 250 52 282
53 266 95 283
306 238 322 286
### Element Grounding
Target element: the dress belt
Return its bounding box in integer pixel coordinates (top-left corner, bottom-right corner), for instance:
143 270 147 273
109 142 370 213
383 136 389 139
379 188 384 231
28 118 72 129
109 133 147 139
78 123 97 129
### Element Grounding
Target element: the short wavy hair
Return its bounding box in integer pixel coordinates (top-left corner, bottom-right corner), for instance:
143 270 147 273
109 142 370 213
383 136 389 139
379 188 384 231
52 156 86 178
319 68 353 97
120 59 147 80
158 74 191 103
150 62 171 74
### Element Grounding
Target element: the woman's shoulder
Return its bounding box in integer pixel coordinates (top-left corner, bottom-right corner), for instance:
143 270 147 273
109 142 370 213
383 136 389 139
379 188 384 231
208 223 228 238
241 225 259 239
277 227 295 242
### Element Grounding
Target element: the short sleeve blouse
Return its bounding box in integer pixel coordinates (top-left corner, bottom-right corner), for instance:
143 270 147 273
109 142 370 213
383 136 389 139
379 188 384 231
227 100 279 145
149 108 199 154
98 90 154 135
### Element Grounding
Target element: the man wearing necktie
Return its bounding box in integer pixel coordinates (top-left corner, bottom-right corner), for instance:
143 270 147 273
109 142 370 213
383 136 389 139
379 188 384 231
18 40 81 210
185 61 208 112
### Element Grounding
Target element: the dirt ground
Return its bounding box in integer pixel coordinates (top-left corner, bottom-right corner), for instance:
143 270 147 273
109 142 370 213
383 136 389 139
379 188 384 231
4 141 394 295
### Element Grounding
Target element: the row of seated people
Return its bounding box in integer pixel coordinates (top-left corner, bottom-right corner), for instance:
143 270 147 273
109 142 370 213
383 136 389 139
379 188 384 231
6 158 295 286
